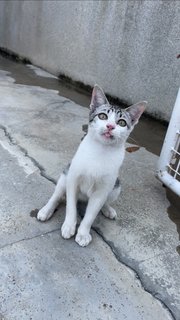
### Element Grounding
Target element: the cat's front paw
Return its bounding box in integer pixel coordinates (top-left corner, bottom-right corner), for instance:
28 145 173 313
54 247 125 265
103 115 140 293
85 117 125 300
75 232 92 247
61 222 76 239
102 205 117 220
37 205 54 221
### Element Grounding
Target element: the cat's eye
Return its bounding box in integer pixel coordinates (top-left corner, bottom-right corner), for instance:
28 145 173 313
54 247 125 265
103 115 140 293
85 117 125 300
98 113 108 120
118 119 127 127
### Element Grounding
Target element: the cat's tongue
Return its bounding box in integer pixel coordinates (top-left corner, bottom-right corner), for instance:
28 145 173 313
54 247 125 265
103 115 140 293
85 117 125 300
104 132 112 138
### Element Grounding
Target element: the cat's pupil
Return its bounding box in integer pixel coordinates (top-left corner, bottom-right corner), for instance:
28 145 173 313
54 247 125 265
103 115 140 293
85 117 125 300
118 119 127 127
98 113 108 120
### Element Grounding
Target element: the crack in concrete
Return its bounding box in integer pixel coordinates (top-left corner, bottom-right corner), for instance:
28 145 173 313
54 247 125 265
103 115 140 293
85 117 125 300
0 125 16 144
0 124 175 320
0 124 57 184
0 228 61 251
93 226 175 320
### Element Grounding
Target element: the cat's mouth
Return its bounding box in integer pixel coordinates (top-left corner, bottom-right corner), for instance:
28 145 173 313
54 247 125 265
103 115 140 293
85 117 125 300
102 131 114 139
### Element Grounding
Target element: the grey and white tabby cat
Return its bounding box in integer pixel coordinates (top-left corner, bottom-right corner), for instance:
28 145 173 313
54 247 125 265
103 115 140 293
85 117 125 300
37 85 146 246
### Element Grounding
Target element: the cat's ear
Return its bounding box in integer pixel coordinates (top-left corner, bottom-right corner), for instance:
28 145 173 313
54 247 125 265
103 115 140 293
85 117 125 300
125 101 147 125
90 85 109 111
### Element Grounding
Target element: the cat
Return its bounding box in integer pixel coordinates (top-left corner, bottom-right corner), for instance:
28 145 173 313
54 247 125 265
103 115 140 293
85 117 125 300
37 85 146 246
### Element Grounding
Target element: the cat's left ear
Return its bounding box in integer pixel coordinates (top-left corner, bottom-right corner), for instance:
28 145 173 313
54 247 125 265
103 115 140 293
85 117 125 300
125 101 147 125
90 85 109 111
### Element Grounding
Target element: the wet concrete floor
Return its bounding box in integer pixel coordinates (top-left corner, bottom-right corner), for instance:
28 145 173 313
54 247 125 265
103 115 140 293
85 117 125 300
166 188 180 254
0 55 167 156
0 54 179 248
0 54 179 319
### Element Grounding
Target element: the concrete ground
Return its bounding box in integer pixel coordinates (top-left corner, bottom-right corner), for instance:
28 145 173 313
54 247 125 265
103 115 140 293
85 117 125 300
0 56 179 320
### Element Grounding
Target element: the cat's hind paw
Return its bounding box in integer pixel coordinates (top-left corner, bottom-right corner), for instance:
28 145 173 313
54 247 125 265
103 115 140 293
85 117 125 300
61 222 76 239
37 205 54 221
102 205 117 220
75 232 92 247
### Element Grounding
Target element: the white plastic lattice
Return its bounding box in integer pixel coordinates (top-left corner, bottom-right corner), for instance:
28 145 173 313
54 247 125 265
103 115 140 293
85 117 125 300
168 131 180 181
157 88 180 196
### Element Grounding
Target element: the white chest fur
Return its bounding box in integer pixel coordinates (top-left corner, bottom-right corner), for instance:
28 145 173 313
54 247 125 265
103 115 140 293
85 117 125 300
68 134 125 199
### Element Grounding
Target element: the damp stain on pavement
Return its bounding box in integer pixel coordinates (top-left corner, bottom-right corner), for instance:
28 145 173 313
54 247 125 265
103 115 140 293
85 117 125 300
0 55 167 156
0 53 179 319
166 188 180 254
30 209 39 218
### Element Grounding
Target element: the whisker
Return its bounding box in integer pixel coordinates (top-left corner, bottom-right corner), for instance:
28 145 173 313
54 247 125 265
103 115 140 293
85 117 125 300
128 136 139 145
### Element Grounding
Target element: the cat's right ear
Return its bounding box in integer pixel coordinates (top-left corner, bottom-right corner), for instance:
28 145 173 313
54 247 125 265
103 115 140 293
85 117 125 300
90 85 109 111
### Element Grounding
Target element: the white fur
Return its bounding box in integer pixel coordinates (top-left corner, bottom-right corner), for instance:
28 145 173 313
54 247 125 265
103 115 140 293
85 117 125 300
37 85 146 246
38 129 124 246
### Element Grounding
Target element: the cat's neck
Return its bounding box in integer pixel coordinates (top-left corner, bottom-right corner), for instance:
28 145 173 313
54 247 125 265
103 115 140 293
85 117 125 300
79 132 125 171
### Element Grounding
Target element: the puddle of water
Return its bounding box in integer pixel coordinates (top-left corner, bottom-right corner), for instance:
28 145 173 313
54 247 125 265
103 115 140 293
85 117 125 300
166 188 180 254
0 55 167 156
0 56 91 109
130 116 167 156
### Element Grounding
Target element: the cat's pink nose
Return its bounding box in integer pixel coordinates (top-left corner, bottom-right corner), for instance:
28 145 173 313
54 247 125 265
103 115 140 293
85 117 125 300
106 124 115 130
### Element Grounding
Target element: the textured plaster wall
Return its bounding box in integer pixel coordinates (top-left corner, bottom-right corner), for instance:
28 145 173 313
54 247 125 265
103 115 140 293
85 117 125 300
0 0 179 121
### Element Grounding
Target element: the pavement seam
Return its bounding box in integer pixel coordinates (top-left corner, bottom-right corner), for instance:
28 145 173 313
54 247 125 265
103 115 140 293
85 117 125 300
0 124 57 184
0 124 175 320
0 228 61 251
93 226 176 320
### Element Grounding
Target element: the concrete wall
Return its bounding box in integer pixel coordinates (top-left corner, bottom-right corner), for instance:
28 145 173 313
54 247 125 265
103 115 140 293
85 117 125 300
0 0 179 121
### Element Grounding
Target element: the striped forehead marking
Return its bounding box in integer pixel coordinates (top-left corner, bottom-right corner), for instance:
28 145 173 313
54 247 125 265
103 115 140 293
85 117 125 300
89 104 125 122
108 105 123 117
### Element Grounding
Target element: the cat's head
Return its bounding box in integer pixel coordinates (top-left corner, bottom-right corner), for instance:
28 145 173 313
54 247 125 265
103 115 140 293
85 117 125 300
88 85 147 145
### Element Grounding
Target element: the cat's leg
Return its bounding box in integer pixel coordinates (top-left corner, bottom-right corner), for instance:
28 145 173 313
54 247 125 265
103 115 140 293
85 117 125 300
37 173 66 221
101 179 121 219
101 204 117 220
75 189 108 247
61 175 78 239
